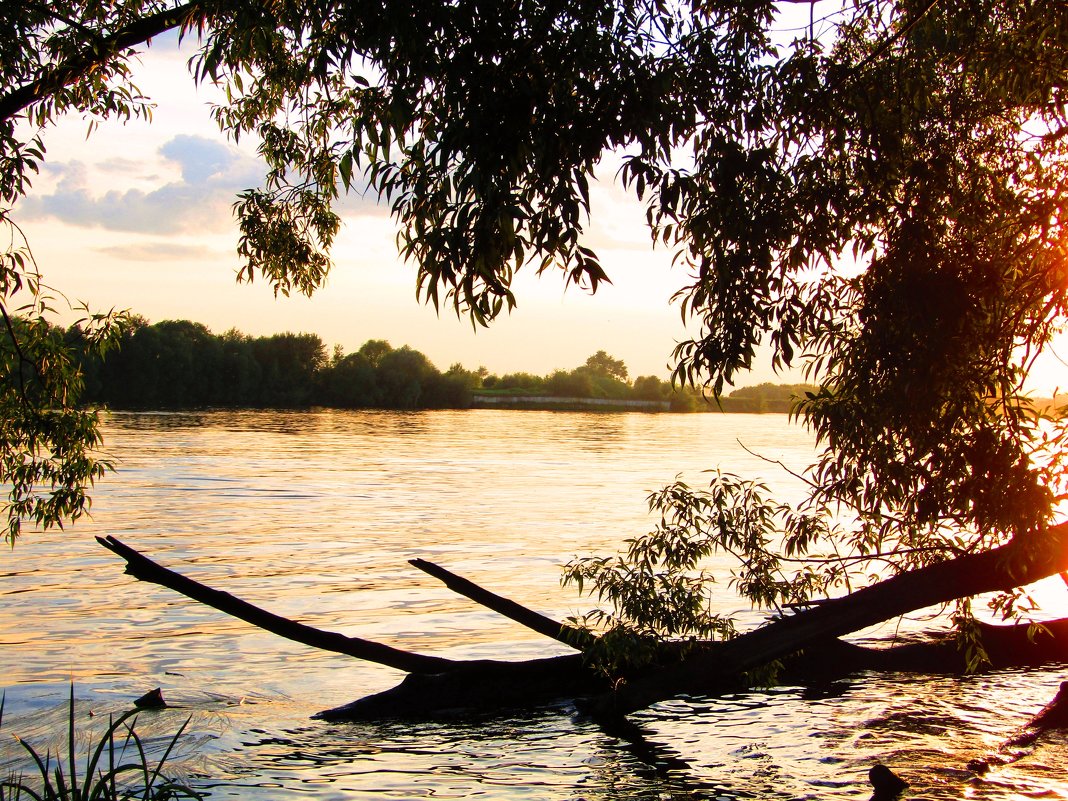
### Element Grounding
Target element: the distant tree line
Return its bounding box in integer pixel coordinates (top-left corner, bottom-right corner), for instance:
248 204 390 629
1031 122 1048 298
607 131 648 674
57 317 813 411
478 349 700 410
67 317 479 409
719 383 819 414
478 353 815 413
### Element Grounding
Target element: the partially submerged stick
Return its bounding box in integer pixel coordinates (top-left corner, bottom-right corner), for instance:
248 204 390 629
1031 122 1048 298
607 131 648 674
1006 680 1068 748
409 557 595 650
967 679 1068 774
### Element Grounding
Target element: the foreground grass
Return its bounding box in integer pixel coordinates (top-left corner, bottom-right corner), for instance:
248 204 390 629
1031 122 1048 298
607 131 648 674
1 686 204 800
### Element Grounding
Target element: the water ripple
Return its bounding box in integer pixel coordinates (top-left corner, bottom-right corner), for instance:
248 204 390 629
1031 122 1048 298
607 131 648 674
2 410 1065 800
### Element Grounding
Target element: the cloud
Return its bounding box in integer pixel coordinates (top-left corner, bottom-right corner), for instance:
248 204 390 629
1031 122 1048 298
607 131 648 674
95 242 217 261
17 135 264 234
18 132 394 230
96 157 157 177
160 134 240 184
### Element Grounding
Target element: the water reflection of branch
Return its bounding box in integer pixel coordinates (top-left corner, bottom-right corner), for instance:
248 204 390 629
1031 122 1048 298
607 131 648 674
587 710 694 776
578 705 797 800
222 704 760 800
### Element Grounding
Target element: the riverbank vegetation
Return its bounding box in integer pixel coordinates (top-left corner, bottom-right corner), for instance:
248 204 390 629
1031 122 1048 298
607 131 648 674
61 315 811 412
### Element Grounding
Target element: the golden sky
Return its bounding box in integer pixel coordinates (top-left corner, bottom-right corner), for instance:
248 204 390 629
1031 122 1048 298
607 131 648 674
16 34 717 382
14 32 1068 393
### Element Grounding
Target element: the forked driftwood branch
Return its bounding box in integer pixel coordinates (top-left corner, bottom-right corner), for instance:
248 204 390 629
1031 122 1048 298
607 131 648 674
96 535 604 718
97 527 1068 722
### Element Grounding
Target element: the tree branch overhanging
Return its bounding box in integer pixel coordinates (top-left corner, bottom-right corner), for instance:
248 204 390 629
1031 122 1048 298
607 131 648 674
0 1 204 126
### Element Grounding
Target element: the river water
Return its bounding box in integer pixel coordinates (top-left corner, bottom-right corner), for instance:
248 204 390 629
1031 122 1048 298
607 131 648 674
1 409 1066 799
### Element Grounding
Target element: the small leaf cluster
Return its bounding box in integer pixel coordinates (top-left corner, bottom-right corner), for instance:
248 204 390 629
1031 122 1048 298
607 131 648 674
564 474 843 672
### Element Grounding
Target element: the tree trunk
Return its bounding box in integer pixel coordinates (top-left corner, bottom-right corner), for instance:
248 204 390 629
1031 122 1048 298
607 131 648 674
595 522 1068 717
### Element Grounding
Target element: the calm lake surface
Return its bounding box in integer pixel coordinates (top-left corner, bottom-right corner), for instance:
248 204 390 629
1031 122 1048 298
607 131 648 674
2 409 1066 800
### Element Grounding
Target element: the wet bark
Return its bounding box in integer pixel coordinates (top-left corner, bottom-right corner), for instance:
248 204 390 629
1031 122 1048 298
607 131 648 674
97 524 1068 721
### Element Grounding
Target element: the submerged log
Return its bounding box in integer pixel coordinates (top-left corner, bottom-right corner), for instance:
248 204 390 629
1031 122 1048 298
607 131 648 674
97 526 1068 721
314 654 601 720
786 619 1068 679
595 521 1068 717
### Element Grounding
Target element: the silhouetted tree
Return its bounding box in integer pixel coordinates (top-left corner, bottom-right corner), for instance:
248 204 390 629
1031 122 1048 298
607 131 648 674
321 351 379 407
583 351 629 382
251 332 327 406
358 339 393 368
376 346 436 409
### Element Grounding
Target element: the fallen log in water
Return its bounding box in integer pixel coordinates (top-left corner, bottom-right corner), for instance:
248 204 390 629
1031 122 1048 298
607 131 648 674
97 527 1068 721
786 619 1068 680
96 534 612 717
596 521 1068 717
